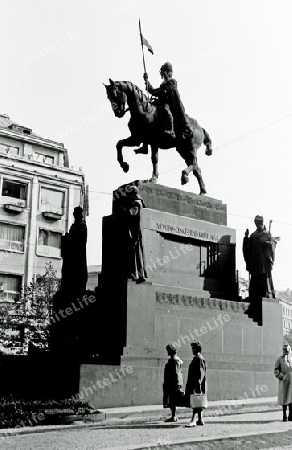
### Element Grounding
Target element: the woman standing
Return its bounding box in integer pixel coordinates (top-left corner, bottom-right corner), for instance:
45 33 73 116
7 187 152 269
185 342 207 427
274 343 292 421
163 344 184 422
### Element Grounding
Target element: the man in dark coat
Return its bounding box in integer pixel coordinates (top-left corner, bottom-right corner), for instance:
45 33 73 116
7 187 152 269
185 342 206 427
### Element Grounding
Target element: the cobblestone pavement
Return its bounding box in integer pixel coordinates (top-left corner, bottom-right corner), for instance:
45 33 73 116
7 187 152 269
2 410 292 450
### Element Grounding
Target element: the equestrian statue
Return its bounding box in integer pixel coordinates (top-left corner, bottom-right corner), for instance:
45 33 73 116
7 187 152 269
104 62 212 195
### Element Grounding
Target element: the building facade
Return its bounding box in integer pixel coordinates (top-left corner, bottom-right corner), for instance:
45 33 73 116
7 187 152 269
0 114 87 303
277 290 292 344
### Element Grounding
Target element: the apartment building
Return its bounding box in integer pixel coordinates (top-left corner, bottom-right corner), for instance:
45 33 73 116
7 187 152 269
0 114 87 303
277 290 292 345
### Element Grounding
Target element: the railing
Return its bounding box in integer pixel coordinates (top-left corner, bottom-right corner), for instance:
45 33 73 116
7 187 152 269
0 290 19 302
0 238 24 252
1 197 26 208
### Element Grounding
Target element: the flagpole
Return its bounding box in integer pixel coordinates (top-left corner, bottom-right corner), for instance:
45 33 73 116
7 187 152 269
139 19 148 91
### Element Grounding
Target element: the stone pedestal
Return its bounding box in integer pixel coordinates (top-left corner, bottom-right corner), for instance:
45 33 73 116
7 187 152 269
140 207 237 298
113 182 227 225
83 183 283 407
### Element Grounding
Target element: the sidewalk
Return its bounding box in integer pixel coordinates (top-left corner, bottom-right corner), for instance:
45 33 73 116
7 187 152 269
0 396 279 439
98 396 279 422
1 397 290 450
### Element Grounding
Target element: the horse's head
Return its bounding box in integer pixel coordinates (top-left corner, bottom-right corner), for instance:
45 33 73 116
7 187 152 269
104 79 127 118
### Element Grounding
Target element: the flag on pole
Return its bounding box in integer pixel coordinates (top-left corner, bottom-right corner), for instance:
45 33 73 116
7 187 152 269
139 19 154 54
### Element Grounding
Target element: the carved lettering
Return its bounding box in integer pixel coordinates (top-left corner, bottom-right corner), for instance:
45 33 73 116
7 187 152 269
154 221 220 242
137 184 226 216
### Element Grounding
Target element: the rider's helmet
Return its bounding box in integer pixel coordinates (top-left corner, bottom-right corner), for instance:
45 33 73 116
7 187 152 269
160 62 173 75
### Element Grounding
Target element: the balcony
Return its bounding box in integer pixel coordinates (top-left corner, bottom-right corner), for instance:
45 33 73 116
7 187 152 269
37 244 61 258
3 197 26 213
42 211 63 220
0 238 24 252
41 204 64 220
0 290 19 302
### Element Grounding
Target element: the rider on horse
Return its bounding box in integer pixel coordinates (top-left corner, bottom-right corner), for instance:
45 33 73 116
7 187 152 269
135 62 213 156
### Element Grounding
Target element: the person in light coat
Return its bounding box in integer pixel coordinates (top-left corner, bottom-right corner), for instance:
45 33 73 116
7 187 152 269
274 343 292 421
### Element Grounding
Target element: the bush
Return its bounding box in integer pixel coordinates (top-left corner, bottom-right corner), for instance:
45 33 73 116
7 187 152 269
0 396 93 428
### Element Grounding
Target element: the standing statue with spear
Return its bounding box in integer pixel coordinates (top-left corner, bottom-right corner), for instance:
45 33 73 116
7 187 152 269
243 215 279 325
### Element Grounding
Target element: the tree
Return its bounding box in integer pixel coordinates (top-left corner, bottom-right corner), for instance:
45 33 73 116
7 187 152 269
0 263 59 354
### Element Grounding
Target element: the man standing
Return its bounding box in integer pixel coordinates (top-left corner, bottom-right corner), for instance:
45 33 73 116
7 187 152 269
274 343 292 421
243 215 277 324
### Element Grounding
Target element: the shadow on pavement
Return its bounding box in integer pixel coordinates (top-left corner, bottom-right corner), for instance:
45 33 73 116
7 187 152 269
100 418 282 429
205 419 279 425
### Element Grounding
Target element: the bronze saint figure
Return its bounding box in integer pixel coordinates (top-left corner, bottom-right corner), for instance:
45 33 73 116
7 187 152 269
243 215 277 325
61 206 88 299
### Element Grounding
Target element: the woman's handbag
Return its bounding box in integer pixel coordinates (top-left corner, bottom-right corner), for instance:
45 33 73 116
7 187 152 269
189 393 208 409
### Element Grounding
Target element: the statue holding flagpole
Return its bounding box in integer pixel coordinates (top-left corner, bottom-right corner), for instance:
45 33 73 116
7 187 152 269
104 20 213 195
242 215 279 325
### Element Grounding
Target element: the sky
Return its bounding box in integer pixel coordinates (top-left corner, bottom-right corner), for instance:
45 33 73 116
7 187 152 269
0 0 292 290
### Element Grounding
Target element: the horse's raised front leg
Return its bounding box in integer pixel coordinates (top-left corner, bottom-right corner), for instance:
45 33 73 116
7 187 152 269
117 136 140 173
149 145 159 183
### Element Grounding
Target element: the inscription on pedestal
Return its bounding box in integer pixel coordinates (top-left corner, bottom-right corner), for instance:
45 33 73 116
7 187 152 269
154 221 219 243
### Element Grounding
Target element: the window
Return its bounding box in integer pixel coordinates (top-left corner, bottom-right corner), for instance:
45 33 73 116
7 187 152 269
40 187 64 214
37 229 62 257
0 274 21 302
200 243 219 277
38 229 61 248
0 223 25 252
2 179 27 206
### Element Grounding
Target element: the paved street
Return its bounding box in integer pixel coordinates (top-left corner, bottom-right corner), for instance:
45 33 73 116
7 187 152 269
2 409 292 450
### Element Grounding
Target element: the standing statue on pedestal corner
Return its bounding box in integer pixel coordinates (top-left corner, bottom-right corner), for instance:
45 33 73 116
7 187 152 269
124 187 148 284
242 215 277 324
60 206 88 299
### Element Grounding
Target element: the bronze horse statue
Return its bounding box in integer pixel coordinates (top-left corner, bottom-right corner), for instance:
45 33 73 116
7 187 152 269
104 79 212 194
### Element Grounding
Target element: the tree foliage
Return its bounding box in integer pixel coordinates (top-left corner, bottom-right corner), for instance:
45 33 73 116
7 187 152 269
0 263 59 354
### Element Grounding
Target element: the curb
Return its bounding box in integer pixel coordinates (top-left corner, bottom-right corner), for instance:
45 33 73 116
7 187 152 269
99 397 279 421
102 402 280 422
